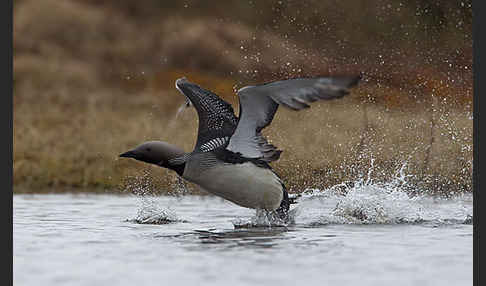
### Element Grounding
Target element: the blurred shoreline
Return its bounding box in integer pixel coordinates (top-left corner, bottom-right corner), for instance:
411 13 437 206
13 0 472 195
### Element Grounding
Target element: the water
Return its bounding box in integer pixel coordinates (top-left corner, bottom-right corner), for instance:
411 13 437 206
13 182 472 286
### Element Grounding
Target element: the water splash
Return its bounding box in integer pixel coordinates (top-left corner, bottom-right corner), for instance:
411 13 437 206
121 160 471 227
168 176 191 197
232 208 299 228
294 160 472 226
122 170 182 224
323 186 424 224
127 195 181 225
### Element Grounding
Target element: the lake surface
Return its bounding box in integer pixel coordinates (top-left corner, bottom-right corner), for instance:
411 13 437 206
13 184 472 286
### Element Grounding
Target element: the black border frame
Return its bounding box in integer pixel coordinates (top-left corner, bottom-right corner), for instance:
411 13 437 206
6 1 481 285
4 0 13 284
472 0 481 285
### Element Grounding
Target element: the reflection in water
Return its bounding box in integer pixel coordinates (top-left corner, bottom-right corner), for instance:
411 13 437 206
155 228 292 249
194 228 289 248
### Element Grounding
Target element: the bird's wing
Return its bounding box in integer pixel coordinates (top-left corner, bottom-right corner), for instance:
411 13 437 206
226 75 361 162
175 77 239 152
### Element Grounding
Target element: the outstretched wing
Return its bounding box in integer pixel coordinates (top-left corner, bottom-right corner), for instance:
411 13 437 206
175 77 238 152
226 75 361 162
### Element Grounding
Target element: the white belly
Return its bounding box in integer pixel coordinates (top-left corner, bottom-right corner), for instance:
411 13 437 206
183 162 283 210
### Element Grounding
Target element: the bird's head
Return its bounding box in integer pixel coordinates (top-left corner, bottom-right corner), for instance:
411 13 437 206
119 141 186 174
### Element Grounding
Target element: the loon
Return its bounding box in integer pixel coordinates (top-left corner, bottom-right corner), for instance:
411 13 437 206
119 75 361 220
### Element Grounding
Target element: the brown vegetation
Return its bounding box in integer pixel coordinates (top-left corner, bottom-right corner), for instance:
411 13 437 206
13 0 472 195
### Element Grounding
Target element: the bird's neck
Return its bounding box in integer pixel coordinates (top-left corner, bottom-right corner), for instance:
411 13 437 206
168 162 185 176
158 160 186 177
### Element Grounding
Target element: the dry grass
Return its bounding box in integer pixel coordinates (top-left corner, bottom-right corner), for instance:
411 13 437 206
13 79 472 195
13 0 472 195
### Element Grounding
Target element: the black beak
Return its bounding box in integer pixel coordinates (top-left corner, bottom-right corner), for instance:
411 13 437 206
119 150 136 158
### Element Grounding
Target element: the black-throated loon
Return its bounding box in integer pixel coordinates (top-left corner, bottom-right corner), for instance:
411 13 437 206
119 75 361 220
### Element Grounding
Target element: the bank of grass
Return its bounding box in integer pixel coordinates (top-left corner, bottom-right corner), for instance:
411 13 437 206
13 74 472 195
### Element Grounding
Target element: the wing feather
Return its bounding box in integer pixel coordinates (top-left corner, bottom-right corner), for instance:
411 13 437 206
226 75 361 162
175 78 238 152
